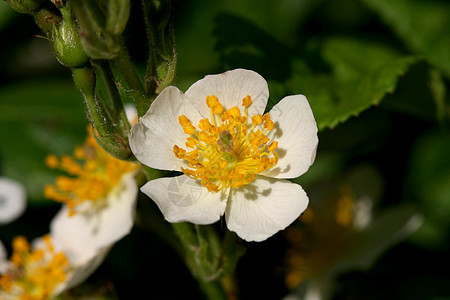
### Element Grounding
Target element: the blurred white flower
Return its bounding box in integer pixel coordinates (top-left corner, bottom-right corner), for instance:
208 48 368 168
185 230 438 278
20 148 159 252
0 240 8 274
283 165 423 300
0 234 107 299
130 69 318 241
43 127 139 288
0 177 26 225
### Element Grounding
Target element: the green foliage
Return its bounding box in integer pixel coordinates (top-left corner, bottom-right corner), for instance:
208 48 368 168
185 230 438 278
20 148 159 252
287 37 417 129
362 0 450 79
0 81 86 203
211 12 440 130
406 130 450 250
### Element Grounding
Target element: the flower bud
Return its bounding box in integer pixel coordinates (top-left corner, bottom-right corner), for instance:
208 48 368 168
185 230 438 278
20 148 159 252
143 0 177 96
52 7 89 67
33 7 62 34
70 0 121 60
5 0 45 14
50 0 64 8
106 0 130 35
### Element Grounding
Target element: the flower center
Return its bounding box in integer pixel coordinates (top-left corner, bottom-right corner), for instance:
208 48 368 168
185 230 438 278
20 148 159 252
0 235 69 299
44 127 138 216
174 95 278 192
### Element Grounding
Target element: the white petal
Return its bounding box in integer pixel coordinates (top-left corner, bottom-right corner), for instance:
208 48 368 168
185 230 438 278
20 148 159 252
0 177 26 225
185 69 269 117
262 95 318 179
0 240 9 274
53 247 110 296
0 240 5 262
141 175 228 225
129 86 203 171
50 172 138 265
124 103 138 123
225 176 309 242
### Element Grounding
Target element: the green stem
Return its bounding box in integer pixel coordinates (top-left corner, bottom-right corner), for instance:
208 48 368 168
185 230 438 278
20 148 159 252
199 280 228 300
91 59 131 136
221 270 239 300
113 44 149 117
84 93 112 137
172 223 229 300
72 66 113 137
142 0 157 98
141 0 177 101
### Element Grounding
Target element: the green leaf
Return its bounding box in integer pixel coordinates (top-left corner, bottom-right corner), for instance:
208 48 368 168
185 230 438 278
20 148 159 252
287 37 417 130
361 0 450 79
0 80 87 203
429 68 448 122
380 62 447 121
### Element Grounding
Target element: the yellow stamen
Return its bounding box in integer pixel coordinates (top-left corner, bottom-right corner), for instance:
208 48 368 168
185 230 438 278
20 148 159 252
268 141 278 152
178 115 196 134
242 95 252 107
44 126 138 216
173 95 279 192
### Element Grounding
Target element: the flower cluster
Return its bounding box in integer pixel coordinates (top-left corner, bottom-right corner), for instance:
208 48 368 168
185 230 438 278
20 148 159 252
1 68 319 298
1 126 139 298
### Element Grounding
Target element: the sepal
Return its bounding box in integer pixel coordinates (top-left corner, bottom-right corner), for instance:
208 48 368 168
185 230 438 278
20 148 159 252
5 0 45 14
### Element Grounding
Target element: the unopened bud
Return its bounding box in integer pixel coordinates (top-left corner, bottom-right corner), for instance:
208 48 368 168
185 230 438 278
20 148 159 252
106 0 130 35
70 0 121 60
52 7 89 67
50 0 64 8
34 7 62 34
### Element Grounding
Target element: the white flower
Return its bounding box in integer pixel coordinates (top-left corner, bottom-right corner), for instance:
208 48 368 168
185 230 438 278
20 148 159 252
130 69 318 241
0 177 26 225
49 172 137 270
44 127 139 290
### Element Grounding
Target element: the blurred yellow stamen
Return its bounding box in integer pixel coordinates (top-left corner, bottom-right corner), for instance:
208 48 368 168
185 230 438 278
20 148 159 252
44 127 138 216
284 185 358 289
174 95 278 192
0 235 69 300
335 187 354 227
